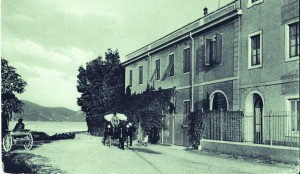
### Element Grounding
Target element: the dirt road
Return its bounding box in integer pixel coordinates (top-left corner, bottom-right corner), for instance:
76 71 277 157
3 134 298 174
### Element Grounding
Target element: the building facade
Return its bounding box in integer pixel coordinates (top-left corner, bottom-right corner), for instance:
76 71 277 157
239 0 299 145
122 0 299 147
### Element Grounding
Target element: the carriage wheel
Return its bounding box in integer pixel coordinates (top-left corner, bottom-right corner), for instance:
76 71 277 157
24 133 33 150
2 134 13 152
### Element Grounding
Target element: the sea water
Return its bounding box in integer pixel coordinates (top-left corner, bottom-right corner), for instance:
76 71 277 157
9 121 87 136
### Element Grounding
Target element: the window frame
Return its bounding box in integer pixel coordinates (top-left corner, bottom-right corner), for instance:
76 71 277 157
285 18 299 62
247 0 263 8
168 53 175 77
183 47 191 73
155 59 161 80
286 96 300 136
139 65 143 85
248 30 263 69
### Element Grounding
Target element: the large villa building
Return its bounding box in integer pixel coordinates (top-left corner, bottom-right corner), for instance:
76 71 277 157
122 0 299 148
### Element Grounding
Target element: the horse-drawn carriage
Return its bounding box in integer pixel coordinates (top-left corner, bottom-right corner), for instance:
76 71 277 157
103 113 133 148
2 129 33 152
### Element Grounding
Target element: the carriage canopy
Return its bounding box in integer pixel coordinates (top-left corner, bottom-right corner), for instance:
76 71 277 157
104 113 127 121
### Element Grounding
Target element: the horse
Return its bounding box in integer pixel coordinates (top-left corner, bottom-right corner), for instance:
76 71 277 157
104 120 122 147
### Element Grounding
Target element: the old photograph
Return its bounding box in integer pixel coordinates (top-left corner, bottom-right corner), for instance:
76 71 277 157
1 0 299 173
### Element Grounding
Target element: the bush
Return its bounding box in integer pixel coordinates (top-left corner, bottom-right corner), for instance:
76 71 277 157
188 110 205 148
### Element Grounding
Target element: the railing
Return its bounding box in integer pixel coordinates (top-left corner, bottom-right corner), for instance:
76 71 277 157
203 111 299 148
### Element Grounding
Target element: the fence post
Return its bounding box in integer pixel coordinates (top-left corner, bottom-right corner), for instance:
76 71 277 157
220 109 223 141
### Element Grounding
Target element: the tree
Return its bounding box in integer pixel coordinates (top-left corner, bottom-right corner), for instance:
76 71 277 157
1 58 27 134
122 86 173 136
77 49 124 135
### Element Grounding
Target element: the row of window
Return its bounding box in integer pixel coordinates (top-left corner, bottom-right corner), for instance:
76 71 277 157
249 21 299 68
128 21 299 85
128 47 192 85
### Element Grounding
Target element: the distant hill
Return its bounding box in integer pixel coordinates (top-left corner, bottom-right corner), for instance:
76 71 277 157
12 100 86 122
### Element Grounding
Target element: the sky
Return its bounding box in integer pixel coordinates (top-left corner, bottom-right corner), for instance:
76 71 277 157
1 0 233 111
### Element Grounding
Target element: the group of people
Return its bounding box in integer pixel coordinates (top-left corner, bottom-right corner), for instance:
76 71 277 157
103 113 136 150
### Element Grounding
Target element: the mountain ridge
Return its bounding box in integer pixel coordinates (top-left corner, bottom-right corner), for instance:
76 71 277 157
12 100 86 122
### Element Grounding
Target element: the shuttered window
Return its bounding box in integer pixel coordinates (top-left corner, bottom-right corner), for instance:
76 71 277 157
205 34 223 66
169 54 174 77
205 39 212 65
129 70 132 87
155 59 160 80
139 66 143 84
215 34 223 64
196 45 205 73
183 48 191 73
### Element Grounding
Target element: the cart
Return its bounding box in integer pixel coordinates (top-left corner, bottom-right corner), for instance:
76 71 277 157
2 129 33 152
103 113 128 148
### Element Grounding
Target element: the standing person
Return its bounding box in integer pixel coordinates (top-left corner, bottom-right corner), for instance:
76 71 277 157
153 125 159 144
13 118 25 131
150 125 159 144
127 123 135 146
111 112 119 141
118 123 125 150
103 122 112 145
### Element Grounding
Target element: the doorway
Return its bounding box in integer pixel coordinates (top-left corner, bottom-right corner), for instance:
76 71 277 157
245 92 264 144
253 94 263 144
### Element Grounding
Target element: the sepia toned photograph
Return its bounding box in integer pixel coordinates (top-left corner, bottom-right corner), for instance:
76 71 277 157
1 0 299 173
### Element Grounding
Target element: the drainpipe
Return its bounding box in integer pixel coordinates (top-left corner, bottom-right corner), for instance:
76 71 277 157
147 52 152 86
189 32 195 112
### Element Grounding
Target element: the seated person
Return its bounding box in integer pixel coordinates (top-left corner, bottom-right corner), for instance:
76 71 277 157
111 112 119 128
13 118 25 132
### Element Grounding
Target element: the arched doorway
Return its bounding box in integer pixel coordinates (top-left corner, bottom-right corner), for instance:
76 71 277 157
245 92 264 144
210 91 228 111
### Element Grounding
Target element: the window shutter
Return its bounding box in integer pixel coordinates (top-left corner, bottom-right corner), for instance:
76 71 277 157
129 70 132 87
183 49 185 72
197 45 204 73
205 39 211 65
212 40 216 64
215 34 222 64
187 48 191 72
169 55 174 76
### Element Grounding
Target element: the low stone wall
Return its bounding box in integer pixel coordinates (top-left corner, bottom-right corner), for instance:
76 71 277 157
200 139 299 164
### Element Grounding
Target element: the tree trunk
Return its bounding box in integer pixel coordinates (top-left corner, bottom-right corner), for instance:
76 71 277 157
1 111 9 136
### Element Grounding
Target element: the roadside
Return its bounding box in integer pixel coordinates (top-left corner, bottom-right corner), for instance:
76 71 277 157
2 134 298 174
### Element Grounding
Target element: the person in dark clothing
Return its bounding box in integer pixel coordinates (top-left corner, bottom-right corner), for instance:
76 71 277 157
150 125 159 144
126 123 135 146
103 122 112 145
13 118 25 131
118 123 125 150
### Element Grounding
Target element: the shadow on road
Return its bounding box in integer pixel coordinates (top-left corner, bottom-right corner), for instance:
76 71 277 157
129 148 162 154
2 152 64 173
